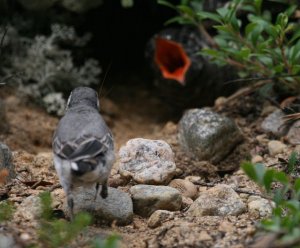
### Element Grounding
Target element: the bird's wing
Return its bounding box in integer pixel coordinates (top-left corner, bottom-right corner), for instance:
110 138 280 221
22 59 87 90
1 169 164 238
53 132 113 162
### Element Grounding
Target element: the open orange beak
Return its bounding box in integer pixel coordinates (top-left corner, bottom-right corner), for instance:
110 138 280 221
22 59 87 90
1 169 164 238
154 37 191 85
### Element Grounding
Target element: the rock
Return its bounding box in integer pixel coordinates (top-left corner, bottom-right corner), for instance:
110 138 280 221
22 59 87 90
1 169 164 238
181 196 194 210
287 120 300 145
0 232 21 248
188 184 246 217
261 105 278 117
14 196 41 225
130 185 182 217
61 0 103 13
261 109 287 137
147 210 175 228
248 196 274 218
32 152 53 169
0 143 15 183
251 155 263 164
168 179 198 200
17 0 57 10
198 231 212 241
268 140 286 156
178 109 243 163
119 138 177 185
66 186 133 225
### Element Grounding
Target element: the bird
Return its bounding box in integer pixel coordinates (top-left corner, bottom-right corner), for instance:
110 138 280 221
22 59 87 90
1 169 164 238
52 86 114 219
145 26 238 114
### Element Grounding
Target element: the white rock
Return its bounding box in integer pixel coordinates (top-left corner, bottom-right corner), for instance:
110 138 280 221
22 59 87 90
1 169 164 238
251 155 263 164
188 184 246 217
119 138 176 185
268 140 286 156
248 197 274 218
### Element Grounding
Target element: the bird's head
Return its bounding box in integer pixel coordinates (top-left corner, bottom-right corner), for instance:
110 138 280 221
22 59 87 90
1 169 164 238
66 87 100 110
154 37 191 85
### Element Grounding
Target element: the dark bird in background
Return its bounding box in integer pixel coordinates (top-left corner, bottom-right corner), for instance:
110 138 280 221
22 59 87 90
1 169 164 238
146 26 238 113
52 87 114 219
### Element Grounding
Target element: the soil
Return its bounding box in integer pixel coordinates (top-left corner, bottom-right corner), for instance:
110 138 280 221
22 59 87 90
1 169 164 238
0 81 295 248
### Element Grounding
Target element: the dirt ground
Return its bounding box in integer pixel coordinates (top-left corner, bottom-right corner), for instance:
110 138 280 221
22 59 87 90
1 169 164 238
0 81 294 248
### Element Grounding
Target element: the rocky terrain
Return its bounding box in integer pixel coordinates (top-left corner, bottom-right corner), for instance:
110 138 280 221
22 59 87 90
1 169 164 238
0 82 298 248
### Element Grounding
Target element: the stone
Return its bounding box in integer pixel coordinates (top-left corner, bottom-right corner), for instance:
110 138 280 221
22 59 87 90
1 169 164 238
248 196 274 218
61 0 103 13
198 231 212 241
14 196 41 226
168 179 198 200
188 184 246 217
147 210 174 228
0 143 15 183
130 185 182 217
287 120 300 145
268 140 286 156
178 109 243 163
0 232 21 248
65 186 133 225
119 138 177 185
261 109 287 137
251 155 263 164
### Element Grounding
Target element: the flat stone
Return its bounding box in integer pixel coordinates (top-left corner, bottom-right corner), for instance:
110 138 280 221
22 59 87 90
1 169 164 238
14 196 41 226
268 140 286 156
178 108 243 164
0 143 15 183
119 138 176 185
287 120 300 145
130 185 182 217
66 186 133 225
261 109 287 137
147 210 174 228
188 184 246 217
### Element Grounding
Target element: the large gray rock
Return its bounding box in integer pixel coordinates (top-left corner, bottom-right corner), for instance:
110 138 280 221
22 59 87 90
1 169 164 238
178 109 243 163
261 109 287 137
130 185 182 217
0 232 21 248
61 0 103 13
119 138 177 185
0 143 15 183
188 184 246 217
67 186 133 225
248 196 274 218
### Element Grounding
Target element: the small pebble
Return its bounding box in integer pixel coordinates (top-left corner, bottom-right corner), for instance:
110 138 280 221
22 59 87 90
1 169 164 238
147 210 174 228
251 155 263 164
169 179 198 200
268 140 286 156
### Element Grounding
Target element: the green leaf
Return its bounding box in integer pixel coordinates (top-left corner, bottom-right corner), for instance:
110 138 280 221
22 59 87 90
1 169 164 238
263 169 275 192
274 171 289 186
157 0 176 9
294 178 300 194
276 13 288 28
177 5 195 16
285 4 297 17
196 11 222 23
242 162 266 184
287 151 298 174
216 7 230 19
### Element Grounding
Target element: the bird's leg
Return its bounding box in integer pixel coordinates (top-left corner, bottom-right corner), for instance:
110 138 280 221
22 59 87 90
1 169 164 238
66 186 74 221
95 183 100 201
100 180 108 199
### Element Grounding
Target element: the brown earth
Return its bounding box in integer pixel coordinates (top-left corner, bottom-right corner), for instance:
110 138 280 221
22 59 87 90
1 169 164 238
0 82 295 248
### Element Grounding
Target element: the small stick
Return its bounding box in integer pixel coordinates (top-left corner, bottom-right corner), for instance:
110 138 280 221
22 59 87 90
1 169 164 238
31 177 44 189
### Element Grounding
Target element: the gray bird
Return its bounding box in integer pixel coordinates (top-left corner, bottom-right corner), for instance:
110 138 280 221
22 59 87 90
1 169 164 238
52 87 114 219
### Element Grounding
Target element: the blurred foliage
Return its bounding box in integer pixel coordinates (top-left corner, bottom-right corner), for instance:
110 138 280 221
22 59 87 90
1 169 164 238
0 24 101 116
0 201 14 222
242 153 300 245
36 191 92 248
159 0 300 95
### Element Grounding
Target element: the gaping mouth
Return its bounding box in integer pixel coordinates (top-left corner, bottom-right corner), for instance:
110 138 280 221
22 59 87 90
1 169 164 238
154 37 191 85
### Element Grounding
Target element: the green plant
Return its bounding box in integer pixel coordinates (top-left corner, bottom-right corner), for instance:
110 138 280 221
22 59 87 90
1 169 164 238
93 234 120 248
158 0 300 94
0 201 14 222
242 161 300 244
37 192 92 248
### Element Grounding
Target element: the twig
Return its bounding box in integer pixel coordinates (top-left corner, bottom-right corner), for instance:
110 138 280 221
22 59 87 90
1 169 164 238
47 184 61 192
31 178 44 189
